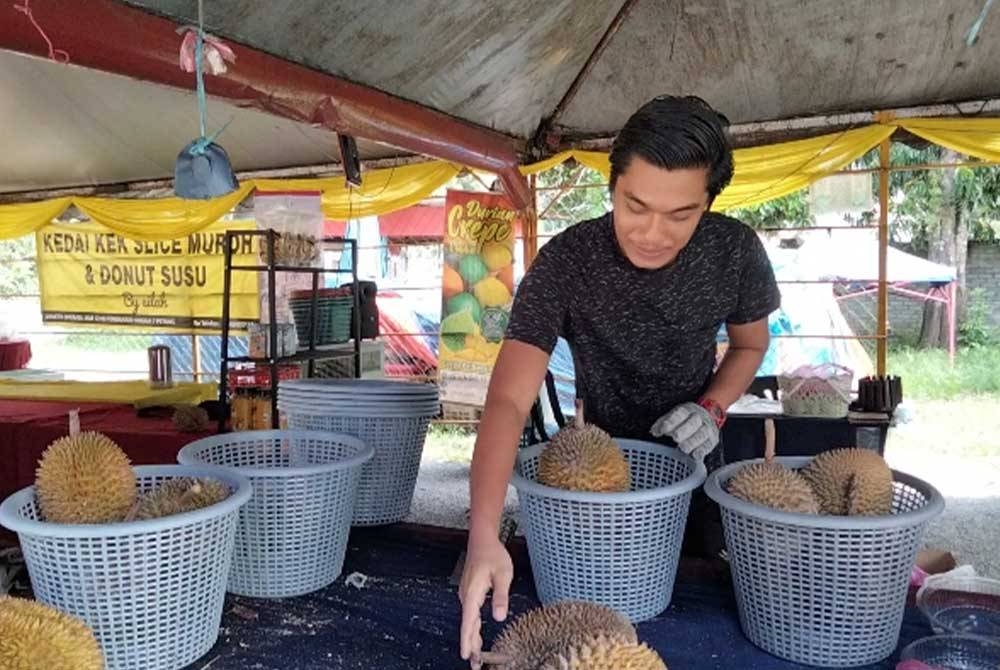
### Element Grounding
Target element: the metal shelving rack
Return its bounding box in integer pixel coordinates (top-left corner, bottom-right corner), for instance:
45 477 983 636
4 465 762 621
217 229 362 432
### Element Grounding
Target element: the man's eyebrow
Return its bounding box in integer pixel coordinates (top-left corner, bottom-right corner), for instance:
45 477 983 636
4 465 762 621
624 190 702 214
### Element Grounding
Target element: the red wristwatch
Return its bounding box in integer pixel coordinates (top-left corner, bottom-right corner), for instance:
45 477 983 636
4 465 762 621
698 397 727 428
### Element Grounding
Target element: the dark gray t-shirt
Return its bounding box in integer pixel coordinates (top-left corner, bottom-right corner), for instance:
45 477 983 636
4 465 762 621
505 211 781 439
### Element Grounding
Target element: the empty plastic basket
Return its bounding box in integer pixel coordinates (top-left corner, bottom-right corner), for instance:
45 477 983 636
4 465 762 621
511 439 706 622
278 379 439 526
704 456 945 667
0 464 251 670
177 429 374 598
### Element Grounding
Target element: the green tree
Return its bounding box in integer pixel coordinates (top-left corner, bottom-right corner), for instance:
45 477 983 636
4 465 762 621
728 190 814 229
0 236 38 296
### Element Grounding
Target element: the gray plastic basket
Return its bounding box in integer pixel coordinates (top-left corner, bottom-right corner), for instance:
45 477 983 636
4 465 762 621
0 464 251 670
284 413 432 526
704 456 945 668
177 429 374 598
511 439 706 622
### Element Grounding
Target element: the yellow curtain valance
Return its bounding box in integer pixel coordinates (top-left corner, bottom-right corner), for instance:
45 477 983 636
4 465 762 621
0 161 460 241
4 116 1000 242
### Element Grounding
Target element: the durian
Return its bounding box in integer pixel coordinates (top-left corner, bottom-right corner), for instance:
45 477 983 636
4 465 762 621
800 447 894 516
0 596 104 670
537 401 630 493
481 600 637 670
35 431 137 524
725 419 820 514
172 404 210 433
542 634 668 670
132 477 230 520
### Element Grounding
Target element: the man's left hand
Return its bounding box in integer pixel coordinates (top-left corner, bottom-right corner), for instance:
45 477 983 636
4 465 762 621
650 402 721 462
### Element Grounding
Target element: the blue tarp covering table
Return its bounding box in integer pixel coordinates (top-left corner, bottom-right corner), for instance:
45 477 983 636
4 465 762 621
183 526 932 670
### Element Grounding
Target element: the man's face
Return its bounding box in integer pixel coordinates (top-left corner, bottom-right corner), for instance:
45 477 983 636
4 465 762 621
611 156 710 269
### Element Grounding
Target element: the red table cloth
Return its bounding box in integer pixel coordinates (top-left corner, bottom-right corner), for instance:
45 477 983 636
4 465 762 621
0 340 31 371
0 399 213 504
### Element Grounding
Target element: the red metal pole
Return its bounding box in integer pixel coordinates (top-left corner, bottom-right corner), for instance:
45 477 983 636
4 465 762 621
0 0 532 208
948 280 957 366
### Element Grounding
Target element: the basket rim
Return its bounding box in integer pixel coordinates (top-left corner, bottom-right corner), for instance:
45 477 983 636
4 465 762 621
703 455 946 529
510 438 707 503
176 429 375 477
0 464 252 538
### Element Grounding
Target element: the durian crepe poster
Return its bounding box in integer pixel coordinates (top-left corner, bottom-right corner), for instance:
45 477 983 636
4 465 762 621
439 189 519 405
36 219 260 334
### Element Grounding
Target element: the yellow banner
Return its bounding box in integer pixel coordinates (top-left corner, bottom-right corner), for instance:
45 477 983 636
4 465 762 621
438 190 519 406
36 219 260 333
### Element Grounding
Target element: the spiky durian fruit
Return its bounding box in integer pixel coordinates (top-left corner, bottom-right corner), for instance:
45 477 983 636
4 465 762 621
172 404 210 433
133 477 230 520
35 431 137 524
800 448 894 516
537 402 630 493
0 596 104 670
484 600 637 670
542 635 668 670
726 420 820 514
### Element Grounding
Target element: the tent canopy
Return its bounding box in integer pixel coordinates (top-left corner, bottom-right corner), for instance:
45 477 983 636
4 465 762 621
770 234 958 284
2 0 1000 196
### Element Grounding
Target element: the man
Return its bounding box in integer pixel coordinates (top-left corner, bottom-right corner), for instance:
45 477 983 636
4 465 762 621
457 95 781 666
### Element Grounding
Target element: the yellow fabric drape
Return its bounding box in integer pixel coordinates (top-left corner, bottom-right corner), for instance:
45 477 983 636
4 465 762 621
0 197 73 239
517 128 893 212
713 125 895 210
5 117 1000 244
0 162 458 242
520 150 610 177
255 160 461 220
897 117 1000 163
74 183 255 241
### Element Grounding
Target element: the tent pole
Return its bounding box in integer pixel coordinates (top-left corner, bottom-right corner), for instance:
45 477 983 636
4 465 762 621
522 174 539 268
948 280 957 366
876 130 892 377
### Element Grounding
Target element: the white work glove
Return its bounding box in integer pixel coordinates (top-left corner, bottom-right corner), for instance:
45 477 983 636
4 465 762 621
650 402 720 462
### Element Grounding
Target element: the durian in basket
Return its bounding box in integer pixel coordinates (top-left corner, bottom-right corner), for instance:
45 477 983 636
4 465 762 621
725 419 895 517
33 426 230 525
537 401 631 493
480 599 667 670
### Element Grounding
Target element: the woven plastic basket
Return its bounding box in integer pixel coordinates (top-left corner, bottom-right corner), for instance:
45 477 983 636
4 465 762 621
0 464 251 670
284 413 432 526
177 429 374 598
511 439 706 622
704 456 945 667
289 297 352 345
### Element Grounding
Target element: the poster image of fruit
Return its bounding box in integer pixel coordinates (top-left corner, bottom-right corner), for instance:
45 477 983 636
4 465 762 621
439 189 519 406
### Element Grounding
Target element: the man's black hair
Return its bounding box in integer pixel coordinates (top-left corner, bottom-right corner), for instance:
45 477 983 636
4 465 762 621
609 95 734 201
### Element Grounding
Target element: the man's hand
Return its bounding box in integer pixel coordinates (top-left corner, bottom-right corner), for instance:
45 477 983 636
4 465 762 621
650 402 720 462
459 534 513 668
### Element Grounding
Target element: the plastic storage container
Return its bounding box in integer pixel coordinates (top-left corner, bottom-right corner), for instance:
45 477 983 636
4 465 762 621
511 439 706 622
704 456 945 667
0 465 252 670
277 379 439 526
178 430 373 598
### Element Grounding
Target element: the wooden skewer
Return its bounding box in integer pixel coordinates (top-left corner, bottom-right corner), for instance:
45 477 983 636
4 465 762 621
764 418 776 464
574 398 585 428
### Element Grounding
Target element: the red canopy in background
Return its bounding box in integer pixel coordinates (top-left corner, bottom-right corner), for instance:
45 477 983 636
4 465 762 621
323 203 523 239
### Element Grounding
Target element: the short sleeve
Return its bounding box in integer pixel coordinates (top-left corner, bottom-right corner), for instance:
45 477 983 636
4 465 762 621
504 240 572 354
727 228 781 324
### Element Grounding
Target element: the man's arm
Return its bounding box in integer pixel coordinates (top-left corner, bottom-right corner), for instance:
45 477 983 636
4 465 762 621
467 339 551 543
703 317 770 410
